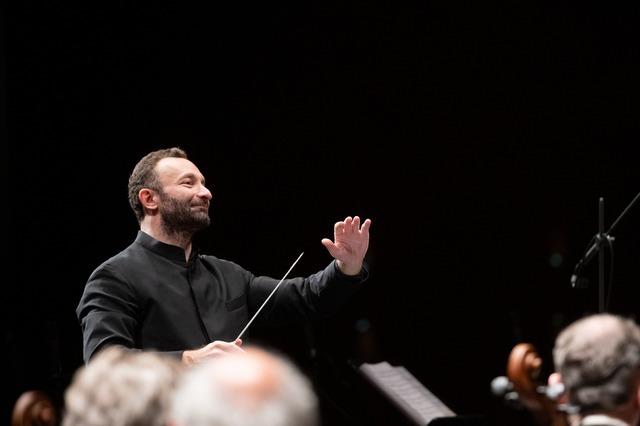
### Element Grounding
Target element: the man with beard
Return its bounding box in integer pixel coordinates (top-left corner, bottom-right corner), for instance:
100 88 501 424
77 147 371 365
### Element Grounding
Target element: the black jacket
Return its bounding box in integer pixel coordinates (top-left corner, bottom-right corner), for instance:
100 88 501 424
77 231 367 362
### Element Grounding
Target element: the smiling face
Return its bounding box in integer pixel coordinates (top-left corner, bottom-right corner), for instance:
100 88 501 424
154 157 213 235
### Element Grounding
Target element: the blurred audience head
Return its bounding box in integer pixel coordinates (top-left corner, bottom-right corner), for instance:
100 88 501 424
63 346 182 426
553 313 640 423
169 346 318 426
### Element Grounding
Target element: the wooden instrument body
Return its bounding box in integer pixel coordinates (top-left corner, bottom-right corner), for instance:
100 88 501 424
507 343 569 426
11 391 57 426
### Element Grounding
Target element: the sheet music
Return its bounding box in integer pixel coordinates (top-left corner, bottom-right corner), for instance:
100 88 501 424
359 361 455 425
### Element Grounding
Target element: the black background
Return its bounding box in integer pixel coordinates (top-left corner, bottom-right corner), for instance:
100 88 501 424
5 2 640 424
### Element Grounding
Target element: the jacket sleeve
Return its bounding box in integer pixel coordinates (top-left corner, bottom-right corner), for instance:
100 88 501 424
76 264 141 363
247 260 368 324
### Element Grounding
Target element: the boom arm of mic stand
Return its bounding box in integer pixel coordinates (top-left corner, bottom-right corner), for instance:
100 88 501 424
570 190 639 290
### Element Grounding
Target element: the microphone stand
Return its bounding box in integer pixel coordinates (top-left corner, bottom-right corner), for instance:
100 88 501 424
571 191 640 312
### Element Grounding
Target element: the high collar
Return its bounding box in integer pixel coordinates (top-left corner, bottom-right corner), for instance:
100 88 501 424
135 231 198 265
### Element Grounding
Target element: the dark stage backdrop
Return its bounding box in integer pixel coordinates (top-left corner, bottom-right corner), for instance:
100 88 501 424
5 2 640 424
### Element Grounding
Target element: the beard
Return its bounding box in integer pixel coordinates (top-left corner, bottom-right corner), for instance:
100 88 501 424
158 191 211 237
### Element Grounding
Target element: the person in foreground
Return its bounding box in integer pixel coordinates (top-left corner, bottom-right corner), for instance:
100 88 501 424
169 346 318 426
552 313 640 426
77 147 372 364
63 346 182 426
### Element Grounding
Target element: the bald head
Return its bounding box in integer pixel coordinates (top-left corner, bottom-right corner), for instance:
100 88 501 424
170 347 318 426
209 348 283 410
553 314 640 413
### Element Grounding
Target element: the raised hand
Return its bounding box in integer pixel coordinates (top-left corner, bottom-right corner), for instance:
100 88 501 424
321 216 372 276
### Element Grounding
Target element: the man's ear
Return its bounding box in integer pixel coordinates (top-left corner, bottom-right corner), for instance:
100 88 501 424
547 372 568 403
139 188 159 215
547 372 562 387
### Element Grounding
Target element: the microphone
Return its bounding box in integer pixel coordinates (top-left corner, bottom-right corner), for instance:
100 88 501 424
570 234 613 288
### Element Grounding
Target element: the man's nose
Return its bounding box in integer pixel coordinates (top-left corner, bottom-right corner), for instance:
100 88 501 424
198 185 212 201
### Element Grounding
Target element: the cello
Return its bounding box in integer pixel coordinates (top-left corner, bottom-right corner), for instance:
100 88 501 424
11 390 58 426
498 343 571 426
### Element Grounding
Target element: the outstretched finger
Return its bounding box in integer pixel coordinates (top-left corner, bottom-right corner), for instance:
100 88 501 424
361 218 372 234
353 216 361 231
344 216 353 232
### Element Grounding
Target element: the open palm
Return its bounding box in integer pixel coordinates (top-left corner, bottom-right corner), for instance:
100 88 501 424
321 216 372 276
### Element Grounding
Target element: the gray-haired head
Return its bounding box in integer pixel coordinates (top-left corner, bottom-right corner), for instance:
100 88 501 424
170 347 318 426
63 346 182 426
553 313 640 414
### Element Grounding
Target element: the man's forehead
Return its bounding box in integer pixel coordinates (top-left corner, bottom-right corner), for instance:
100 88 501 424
155 157 203 179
